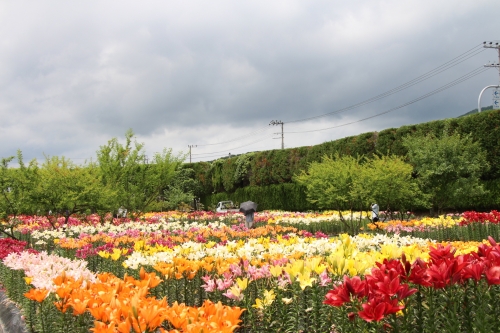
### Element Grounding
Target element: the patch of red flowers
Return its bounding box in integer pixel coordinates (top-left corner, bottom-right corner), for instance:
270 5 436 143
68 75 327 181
459 210 500 226
325 236 500 322
0 237 33 260
324 259 417 322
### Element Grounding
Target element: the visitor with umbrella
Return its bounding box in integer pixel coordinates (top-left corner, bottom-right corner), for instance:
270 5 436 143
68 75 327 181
240 201 257 229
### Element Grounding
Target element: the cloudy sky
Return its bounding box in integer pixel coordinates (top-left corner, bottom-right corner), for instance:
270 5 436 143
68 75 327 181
1 1 500 164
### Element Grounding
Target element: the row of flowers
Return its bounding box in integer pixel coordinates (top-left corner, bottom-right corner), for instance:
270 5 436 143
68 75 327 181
2 232 440 290
9 210 499 237
2 210 500 332
6 210 365 234
3 236 500 332
23 268 244 333
325 237 500 331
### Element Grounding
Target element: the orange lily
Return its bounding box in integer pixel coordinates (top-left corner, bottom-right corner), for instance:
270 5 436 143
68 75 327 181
24 288 49 303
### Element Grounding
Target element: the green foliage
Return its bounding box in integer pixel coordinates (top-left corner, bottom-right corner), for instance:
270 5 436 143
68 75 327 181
478 179 500 209
402 125 489 214
457 110 500 179
294 154 361 211
233 153 253 187
221 157 237 192
169 168 203 197
294 153 424 217
145 148 186 210
3 110 500 214
96 129 146 212
192 115 484 211
96 129 184 215
0 152 34 219
352 155 427 214
34 156 114 221
184 161 213 194
202 183 315 211
209 159 225 193
249 153 273 186
162 186 195 211
152 168 202 212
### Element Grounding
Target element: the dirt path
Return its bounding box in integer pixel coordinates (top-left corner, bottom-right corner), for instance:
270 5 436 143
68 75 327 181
0 292 27 333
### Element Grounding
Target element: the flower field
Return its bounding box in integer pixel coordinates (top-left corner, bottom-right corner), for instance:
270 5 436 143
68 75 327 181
1 210 500 332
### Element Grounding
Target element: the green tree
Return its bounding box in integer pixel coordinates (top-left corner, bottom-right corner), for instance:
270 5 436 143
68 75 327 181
0 151 40 238
294 154 361 221
96 130 184 216
149 163 200 212
29 156 114 225
402 129 489 214
162 187 195 211
352 155 425 220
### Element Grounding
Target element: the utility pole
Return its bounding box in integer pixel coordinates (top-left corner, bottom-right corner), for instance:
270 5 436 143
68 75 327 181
188 145 197 163
269 120 284 149
484 41 500 84
478 41 500 112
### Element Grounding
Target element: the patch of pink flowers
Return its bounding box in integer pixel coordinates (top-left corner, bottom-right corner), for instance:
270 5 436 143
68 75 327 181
2 250 96 291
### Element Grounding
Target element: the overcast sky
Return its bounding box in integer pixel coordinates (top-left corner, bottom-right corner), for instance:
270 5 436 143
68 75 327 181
1 1 500 164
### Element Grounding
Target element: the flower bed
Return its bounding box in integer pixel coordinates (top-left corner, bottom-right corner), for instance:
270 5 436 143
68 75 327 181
1 211 500 332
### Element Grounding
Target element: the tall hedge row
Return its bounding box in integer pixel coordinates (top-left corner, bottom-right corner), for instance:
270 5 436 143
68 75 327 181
190 110 500 210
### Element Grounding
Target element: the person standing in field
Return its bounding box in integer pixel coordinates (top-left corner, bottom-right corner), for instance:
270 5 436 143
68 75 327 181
371 203 379 222
240 200 257 229
245 210 254 229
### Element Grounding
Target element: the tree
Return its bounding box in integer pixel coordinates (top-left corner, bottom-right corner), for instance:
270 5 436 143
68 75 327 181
295 153 424 227
294 154 361 222
162 187 195 211
0 151 39 238
96 129 145 214
143 149 188 212
150 168 202 212
351 155 425 220
29 156 115 225
402 128 489 214
96 130 185 216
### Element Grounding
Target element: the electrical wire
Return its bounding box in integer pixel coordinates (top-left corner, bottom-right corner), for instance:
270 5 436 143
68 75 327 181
194 125 271 146
187 43 489 159
286 66 490 134
191 134 273 157
287 43 486 124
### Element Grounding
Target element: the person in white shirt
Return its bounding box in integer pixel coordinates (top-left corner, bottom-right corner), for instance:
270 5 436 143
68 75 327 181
371 203 379 222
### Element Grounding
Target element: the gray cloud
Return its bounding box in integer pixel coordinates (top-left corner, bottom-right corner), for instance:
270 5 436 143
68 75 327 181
0 0 499 162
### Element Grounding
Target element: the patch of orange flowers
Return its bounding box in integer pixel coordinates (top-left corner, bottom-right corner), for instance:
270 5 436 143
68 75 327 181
25 268 244 333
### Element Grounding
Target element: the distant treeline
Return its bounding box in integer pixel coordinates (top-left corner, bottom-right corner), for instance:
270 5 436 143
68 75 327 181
185 109 500 211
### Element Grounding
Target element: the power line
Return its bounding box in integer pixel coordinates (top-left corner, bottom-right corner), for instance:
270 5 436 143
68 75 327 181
287 43 485 124
191 135 273 157
190 136 272 162
194 125 271 146
192 44 486 149
286 66 490 134
186 44 485 156
188 43 489 159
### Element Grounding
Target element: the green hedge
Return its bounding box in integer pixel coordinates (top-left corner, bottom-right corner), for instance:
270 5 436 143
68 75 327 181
195 109 500 211
202 183 316 211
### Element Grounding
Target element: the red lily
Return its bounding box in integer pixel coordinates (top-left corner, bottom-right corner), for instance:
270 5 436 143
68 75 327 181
344 275 367 298
428 244 456 262
324 285 351 307
485 266 500 285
